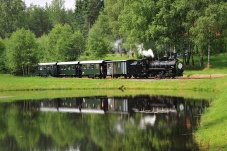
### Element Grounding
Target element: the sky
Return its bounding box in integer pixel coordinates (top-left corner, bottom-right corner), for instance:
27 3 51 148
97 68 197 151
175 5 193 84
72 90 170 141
23 0 75 10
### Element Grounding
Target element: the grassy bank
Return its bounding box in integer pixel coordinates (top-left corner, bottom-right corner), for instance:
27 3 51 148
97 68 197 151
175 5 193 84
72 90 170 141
195 80 227 150
0 74 227 150
0 74 222 91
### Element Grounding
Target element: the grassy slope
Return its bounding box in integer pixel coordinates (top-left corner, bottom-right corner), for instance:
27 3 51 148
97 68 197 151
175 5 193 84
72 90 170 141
0 74 220 91
195 80 227 150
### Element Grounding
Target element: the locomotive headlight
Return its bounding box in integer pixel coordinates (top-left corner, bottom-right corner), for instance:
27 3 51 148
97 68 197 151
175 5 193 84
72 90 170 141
178 63 183 69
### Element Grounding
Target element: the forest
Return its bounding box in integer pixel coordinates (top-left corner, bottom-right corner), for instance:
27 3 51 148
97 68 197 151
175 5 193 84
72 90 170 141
0 0 227 75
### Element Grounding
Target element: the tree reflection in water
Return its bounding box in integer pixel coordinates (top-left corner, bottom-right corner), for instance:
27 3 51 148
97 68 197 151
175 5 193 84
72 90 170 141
0 95 210 151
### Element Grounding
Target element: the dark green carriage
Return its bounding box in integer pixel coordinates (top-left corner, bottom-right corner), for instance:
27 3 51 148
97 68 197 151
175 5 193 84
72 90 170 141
37 62 57 77
57 61 81 77
106 60 136 78
80 60 107 78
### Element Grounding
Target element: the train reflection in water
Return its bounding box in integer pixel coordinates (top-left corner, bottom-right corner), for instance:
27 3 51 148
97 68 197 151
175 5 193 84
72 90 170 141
40 95 209 116
1 95 210 151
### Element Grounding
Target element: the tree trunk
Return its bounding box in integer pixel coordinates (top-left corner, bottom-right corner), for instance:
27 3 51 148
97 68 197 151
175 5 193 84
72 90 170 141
201 56 204 67
22 65 24 76
192 55 194 66
207 45 211 68
198 54 204 68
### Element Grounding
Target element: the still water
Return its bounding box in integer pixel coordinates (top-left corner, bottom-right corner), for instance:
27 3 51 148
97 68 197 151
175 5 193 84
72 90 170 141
0 95 209 151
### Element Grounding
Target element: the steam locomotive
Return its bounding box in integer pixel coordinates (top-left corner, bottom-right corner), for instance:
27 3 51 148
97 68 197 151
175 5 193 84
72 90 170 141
36 56 183 79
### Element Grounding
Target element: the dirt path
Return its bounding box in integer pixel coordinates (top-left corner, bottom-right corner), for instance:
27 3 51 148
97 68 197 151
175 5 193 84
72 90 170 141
0 96 13 99
180 74 227 79
123 74 227 81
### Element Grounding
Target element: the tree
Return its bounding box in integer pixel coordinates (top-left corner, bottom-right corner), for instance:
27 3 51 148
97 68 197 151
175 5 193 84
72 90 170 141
48 0 67 25
190 2 227 68
0 0 26 38
85 24 110 59
0 39 6 73
25 5 52 37
6 28 38 75
119 0 147 43
74 0 104 35
44 24 85 62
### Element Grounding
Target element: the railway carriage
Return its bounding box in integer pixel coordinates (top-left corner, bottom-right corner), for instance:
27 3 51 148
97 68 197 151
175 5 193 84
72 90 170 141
105 60 136 78
57 61 82 77
79 60 107 78
37 62 57 77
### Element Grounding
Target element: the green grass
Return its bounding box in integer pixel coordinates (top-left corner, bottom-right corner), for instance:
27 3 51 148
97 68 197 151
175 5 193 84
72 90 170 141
0 74 222 92
184 53 227 75
195 80 227 150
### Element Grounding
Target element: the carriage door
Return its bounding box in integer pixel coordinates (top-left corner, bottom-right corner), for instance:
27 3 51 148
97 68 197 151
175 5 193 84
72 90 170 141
107 62 113 75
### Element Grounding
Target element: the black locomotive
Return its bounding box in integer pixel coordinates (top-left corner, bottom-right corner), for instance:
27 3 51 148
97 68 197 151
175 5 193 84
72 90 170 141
129 57 183 78
36 56 183 79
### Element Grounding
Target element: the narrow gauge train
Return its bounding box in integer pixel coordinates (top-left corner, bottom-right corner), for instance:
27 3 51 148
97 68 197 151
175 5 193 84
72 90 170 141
36 57 183 79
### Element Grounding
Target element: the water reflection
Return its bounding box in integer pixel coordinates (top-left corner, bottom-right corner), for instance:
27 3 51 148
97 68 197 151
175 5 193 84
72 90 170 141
0 95 209 151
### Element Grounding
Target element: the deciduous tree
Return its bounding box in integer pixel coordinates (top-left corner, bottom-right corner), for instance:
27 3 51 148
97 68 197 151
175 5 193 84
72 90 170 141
86 24 110 59
6 29 38 75
0 0 26 38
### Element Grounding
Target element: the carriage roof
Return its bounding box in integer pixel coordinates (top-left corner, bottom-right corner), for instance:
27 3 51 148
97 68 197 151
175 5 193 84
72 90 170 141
57 61 79 65
79 60 104 64
38 62 57 66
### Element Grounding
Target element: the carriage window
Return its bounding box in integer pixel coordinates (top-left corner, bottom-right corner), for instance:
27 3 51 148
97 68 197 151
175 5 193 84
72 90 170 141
39 66 43 70
54 66 56 69
68 65 71 70
83 65 86 69
117 62 120 68
95 64 99 69
50 66 53 70
87 64 90 69
44 66 46 70
91 64 94 69
64 66 66 70
72 65 75 70
61 66 63 70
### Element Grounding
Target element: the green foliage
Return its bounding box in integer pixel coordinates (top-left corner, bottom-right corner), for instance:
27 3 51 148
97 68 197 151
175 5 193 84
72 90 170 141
85 24 110 59
0 0 227 73
74 0 104 35
43 24 85 62
0 39 6 73
48 0 67 25
0 0 26 38
25 5 52 37
5 28 38 75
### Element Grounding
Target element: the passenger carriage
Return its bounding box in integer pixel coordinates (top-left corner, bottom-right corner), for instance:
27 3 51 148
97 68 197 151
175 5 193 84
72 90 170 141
37 62 57 77
57 61 82 77
106 60 136 78
79 60 107 78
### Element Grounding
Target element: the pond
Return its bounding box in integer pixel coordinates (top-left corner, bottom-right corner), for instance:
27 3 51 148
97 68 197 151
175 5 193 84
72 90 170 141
0 95 209 151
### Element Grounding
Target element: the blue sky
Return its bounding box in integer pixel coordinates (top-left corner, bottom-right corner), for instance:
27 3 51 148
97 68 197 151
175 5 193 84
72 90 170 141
23 0 75 9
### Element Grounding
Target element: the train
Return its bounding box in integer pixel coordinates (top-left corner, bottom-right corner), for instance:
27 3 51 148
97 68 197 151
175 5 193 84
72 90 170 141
36 56 184 79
